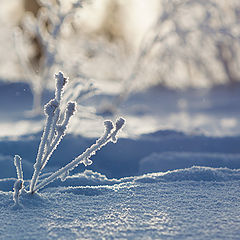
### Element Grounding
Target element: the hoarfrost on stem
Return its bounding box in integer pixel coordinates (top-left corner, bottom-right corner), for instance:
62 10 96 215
13 179 24 207
29 72 75 193
13 71 125 200
34 117 125 193
13 155 24 207
14 155 23 181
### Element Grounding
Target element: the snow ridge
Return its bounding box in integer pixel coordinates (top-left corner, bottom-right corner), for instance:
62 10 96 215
1 167 239 193
135 166 240 183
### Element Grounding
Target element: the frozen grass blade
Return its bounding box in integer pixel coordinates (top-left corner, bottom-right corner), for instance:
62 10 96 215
13 155 24 207
13 179 24 207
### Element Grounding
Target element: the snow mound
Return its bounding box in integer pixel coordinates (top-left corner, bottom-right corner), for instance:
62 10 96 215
1 167 239 193
139 152 240 174
0 170 120 192
135 166 240 183
45 170 120 189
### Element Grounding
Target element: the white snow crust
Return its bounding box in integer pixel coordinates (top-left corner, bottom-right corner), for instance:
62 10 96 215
0 168 240 239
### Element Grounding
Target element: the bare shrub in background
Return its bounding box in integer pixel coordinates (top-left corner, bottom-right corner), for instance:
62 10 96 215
15 0 86 114
116 0 240 106
13 0 240 114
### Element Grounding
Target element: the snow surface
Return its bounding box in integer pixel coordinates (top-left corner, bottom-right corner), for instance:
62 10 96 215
1 167 240 240
0 79 240 239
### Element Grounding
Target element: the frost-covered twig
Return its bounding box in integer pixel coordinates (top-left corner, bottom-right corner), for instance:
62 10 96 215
33 118 125 193
13 155 24 207
13 180 24 207
29 72 75 193
14 155 24 181
24 71 125 195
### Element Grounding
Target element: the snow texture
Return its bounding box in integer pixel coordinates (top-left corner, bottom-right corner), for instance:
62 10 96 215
0 167 240 239
1 86 240 239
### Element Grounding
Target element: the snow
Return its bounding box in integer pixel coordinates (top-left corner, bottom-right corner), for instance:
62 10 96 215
1 168 240 239
1 1 240 239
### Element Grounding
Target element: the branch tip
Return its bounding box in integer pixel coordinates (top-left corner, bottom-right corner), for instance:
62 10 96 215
44 99 59 116
104 120 114 132
66 101 77 116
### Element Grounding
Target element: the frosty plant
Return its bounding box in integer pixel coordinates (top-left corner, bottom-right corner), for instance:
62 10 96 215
13 71 125 202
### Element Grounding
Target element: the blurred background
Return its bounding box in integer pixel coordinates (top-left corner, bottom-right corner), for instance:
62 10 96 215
1 0 240 85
